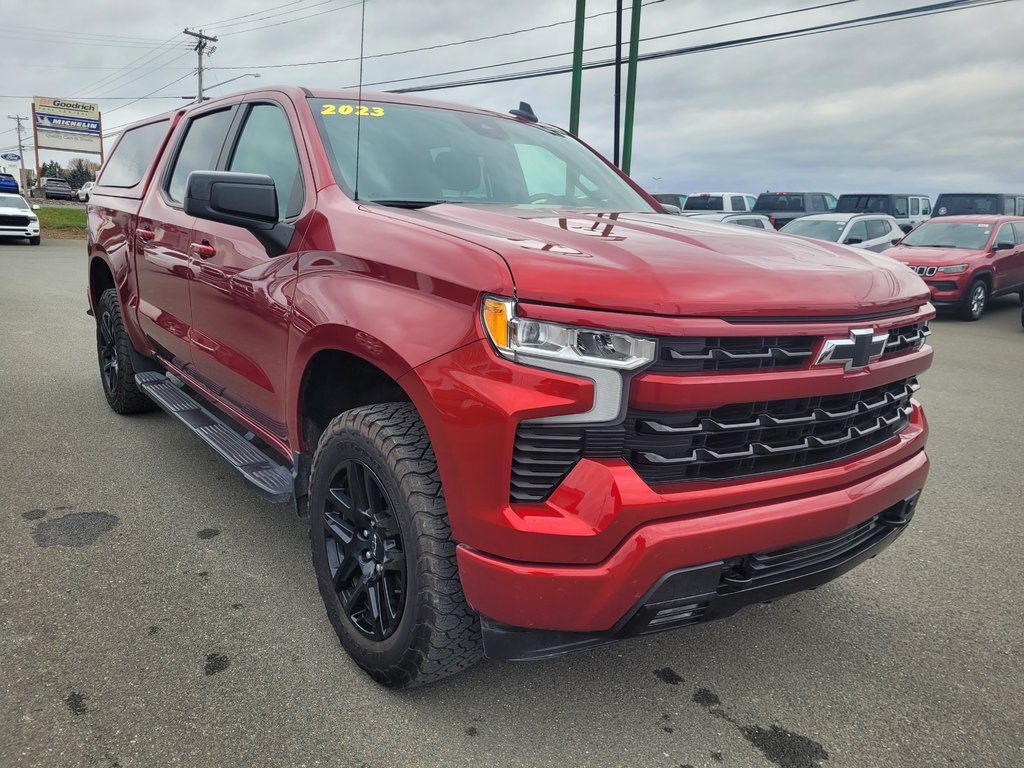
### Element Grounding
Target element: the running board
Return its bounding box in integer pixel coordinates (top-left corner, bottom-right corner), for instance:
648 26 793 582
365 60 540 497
135 372 293 503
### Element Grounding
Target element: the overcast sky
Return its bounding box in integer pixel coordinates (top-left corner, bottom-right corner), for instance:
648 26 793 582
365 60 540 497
5 0 1022 197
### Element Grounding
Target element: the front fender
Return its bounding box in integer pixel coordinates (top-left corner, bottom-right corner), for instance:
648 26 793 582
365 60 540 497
286 258 486 445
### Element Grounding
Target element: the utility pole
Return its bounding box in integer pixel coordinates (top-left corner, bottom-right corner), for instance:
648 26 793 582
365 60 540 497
613 0 623 166
621 0 643 175
7 114 28 185
183 28 218 102
568 0 586 136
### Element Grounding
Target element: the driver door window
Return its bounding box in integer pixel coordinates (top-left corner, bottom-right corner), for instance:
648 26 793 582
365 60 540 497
228 104 303 219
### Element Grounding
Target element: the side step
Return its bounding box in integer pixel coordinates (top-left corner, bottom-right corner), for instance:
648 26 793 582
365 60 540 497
135 372 293 503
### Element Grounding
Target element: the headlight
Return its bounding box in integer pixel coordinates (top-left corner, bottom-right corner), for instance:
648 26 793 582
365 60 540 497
482 296 655 370
936 264 968 274
482 295 656 425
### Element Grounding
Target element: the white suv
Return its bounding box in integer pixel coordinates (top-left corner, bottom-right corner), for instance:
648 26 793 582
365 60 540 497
780 213 903 252
682 192 758 213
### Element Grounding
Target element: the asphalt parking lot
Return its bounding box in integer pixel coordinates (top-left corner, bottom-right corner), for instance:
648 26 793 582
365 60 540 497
2 240 1022 768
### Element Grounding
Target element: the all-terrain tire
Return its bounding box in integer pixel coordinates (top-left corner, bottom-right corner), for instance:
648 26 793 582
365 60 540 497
309 402 482 688
96 289 156 414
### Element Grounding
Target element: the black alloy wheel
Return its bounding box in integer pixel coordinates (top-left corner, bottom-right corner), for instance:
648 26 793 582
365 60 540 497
94 288 156 414
308 403 482 687
322 459 406 640
98 309 119 397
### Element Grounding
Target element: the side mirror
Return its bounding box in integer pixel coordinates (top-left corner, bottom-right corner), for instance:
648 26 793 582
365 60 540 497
845 237 863 245
183 171 294 257
890 238 902 246
993 241 1014 251
660 203 681 215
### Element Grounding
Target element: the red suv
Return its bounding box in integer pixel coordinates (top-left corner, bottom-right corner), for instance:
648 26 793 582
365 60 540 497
885 215 1024 320
87 87 933 687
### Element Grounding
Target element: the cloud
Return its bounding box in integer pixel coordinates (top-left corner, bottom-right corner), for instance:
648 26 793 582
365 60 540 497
6 0 1021 200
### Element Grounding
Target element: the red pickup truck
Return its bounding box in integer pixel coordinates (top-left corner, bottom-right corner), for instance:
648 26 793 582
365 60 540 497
87 87 933 687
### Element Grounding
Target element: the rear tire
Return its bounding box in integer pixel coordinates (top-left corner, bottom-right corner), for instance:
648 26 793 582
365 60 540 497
958 279 988 321
96 289 156 414
309 402 482 688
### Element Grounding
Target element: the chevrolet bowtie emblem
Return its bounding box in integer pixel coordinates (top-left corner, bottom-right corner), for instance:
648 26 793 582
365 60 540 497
815 328 888 371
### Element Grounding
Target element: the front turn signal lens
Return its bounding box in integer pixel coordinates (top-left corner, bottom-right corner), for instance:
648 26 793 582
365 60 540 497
482 296 513 351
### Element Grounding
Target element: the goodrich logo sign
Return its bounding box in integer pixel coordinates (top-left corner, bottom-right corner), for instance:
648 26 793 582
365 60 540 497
33 97 102 154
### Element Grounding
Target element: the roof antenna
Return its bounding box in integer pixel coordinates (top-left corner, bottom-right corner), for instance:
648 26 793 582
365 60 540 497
353 0 367 201
509 102 538 123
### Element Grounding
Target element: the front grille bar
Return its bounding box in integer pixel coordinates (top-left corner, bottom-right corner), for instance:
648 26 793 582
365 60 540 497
639 404 912 466
666 346 813 363
640 378 919 436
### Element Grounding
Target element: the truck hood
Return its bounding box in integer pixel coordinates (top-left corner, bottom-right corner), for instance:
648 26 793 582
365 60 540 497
383 205 930 318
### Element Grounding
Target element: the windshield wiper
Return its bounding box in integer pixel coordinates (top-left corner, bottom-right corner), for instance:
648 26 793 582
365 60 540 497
364 199 448 208
363 199 464 209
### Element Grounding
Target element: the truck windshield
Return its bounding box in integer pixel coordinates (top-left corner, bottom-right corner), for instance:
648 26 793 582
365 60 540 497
0 195 28 209
901 221 993 249
780 218 845 242
309 99 653 211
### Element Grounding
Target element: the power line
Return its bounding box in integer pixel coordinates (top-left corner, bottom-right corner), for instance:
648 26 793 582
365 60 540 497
198 0 309 27
0 24 170 43
93 52 194 99
77 34 189 96
211 0 339 30
102 71 197 119
380 0 1013 92
212 0 663 70
216 0 367 37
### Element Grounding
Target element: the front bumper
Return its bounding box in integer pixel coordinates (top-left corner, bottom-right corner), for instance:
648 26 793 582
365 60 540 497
457 440 927 634
0 224 40 239
481 491 920 660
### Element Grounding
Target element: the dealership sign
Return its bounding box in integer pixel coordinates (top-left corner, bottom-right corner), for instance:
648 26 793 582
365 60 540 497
0 152 20 161
33 97 102 154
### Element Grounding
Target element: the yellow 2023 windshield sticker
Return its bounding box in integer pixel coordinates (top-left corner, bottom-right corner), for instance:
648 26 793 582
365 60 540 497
321 104 384 117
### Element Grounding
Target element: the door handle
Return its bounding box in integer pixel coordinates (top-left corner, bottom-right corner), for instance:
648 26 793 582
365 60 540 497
189 242 216 259
136 228 155 241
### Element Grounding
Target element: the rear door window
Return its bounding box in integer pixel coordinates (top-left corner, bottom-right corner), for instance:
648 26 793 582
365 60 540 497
730 195 745 211
846 220 869 243
865 219 889 240
810 195 826 212
893 197 909 217
99 120 169 188
165 108 234 203
910 198 920 216
1005 198 1016 215
1012 222 1024 242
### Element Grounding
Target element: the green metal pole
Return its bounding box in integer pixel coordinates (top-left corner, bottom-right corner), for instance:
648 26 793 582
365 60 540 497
568 0 586 136
621 0 642 175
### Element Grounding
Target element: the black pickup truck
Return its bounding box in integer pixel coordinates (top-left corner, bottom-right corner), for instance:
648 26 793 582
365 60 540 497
753 192 837 230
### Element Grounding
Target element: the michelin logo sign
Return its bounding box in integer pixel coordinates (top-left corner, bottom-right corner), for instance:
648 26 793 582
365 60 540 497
34 96 102 154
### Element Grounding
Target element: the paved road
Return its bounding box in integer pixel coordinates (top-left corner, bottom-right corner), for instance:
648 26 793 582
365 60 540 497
2 241 1022 768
